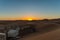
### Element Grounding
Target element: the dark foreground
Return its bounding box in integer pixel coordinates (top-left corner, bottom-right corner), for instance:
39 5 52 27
19 27 60 40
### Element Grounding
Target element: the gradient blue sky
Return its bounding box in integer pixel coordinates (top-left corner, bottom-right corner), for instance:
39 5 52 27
0 0 60 20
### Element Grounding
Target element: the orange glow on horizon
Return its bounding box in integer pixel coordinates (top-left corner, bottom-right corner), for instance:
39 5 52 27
0 16 42 20
21 16 40 20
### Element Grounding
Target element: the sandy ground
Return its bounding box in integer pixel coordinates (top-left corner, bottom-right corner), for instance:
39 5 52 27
19 28 60 40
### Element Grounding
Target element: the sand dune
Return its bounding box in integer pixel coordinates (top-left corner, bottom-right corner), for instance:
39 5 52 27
20 28 60 40
13 20 60 40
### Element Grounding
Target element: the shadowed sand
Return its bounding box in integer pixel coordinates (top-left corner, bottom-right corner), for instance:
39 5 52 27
18 22 60 40
20 28 60 40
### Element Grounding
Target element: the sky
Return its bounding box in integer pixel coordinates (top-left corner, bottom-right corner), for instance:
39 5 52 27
0 0 60 20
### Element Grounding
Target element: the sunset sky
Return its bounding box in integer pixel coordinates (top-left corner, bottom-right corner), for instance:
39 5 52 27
0 0 60 20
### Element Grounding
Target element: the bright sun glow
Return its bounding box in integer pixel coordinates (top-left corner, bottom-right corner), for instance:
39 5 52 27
21 16 40 20
28 18 33 21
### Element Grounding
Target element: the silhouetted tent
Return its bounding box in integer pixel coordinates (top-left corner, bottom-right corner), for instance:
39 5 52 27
8 30 19 37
